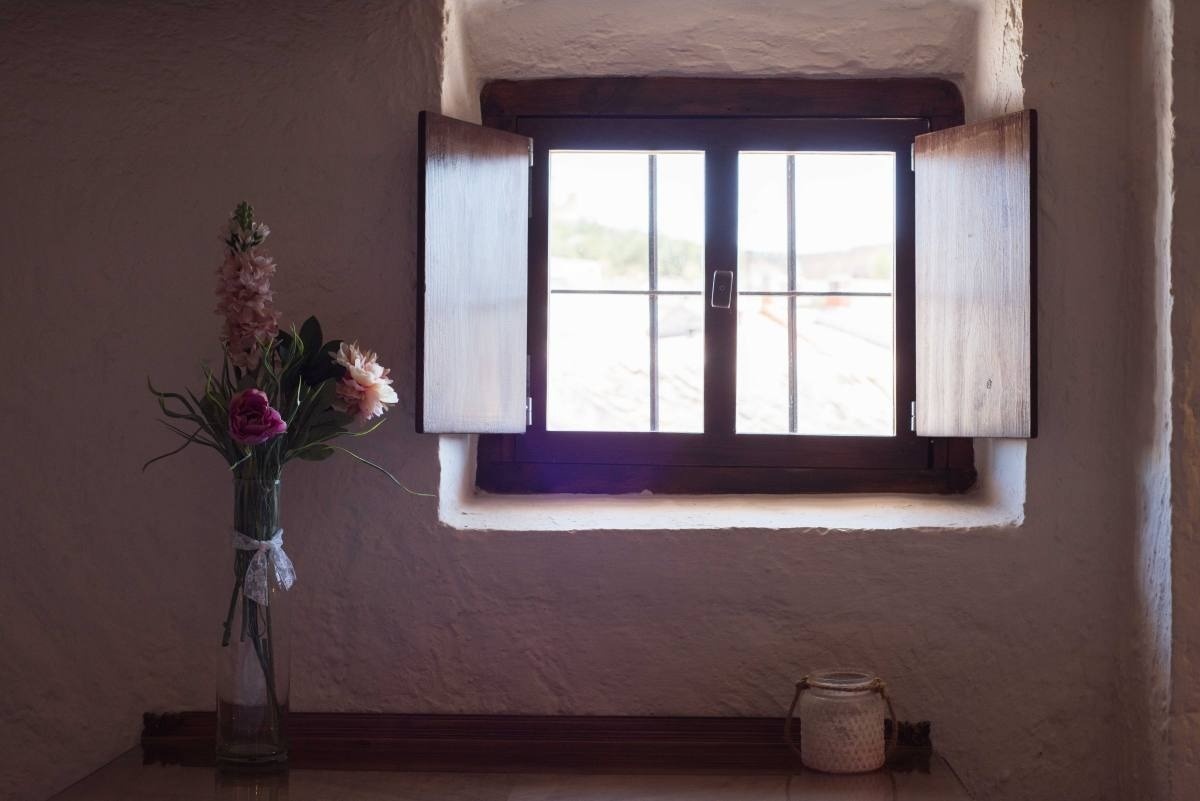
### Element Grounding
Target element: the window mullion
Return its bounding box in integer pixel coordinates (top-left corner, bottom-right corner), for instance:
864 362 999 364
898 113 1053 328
649 154 660 433
787 154 798 435
704 146 738 435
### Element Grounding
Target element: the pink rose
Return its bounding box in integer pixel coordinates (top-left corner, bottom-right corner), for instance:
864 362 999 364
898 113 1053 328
228 389 288 445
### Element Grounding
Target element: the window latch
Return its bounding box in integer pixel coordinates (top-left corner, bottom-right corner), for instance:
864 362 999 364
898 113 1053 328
711 270 734 309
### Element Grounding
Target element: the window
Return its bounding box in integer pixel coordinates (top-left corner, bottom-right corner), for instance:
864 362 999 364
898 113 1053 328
418 79 1036 496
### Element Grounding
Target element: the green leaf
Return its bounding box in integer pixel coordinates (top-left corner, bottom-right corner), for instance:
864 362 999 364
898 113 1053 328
302 421 348 443
148 379 199 414
328 446 435 497
227 449 254 471
301 339 345 387
345 417 387 438
294 444 335 461
221 351 235 394
275 329 298 365
308 406 355 430
282 378 335 452
299 317 322 360
277 329 309 405
199 396 233 456
143 426 213 471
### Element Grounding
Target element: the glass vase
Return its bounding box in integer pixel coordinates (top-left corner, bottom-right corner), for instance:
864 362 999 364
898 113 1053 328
217 477 289 766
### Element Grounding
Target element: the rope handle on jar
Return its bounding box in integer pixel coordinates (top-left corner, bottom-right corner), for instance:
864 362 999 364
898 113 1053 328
783 676 899 762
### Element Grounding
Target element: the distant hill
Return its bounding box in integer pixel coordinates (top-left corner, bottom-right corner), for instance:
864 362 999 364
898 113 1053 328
551 218 891 292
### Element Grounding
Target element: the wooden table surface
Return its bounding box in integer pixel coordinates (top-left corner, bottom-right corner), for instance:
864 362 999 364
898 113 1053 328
51 747 971 800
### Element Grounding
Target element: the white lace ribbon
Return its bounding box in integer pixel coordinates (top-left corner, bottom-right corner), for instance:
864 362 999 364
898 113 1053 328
231 529 296 606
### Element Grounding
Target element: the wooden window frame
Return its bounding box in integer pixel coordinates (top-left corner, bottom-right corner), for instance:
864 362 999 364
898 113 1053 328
475 77 976 495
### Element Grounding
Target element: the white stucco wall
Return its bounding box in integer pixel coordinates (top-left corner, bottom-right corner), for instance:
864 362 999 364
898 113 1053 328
0 2 444 798
442 0 482 124
1169 1 1200 797
464 0 978 81
1122 1 1174 798
447 4 1136 800
0 2 1180 801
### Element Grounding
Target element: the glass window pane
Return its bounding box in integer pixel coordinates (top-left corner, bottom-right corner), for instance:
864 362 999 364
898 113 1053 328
737 295 894 435
794 153 895 294
736 151 896 436
737 153 789 293
548 294 650 432
736 293 791 434
546 151 705 433
654 153 706 292
655 295 704 433
549 152 649 291
794 296 893 436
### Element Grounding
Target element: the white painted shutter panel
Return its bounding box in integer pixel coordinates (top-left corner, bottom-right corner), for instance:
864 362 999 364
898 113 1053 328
417 111 530 434
914 109 1037 438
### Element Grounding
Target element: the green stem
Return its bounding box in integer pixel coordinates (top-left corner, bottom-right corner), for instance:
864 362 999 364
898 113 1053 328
221 551 252 647
246 597 281 739
224 475 284 748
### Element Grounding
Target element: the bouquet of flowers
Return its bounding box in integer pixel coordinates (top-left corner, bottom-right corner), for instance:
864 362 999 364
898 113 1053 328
147 201 402 478
145 202 407 764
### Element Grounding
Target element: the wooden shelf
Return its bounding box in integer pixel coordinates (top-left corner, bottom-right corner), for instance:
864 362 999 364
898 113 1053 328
142 712 940 774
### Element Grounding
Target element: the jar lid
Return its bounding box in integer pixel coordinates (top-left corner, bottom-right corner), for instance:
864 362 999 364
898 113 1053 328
807 669 879 692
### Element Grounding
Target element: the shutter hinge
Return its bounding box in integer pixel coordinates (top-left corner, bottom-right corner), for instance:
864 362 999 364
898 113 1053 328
528 142 535 218
909 400 916 432
910 143 915 172
526 354 533 427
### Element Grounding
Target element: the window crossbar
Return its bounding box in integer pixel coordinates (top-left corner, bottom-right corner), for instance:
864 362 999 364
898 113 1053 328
551 289 889 297
549 289 701 296
740 290 892 298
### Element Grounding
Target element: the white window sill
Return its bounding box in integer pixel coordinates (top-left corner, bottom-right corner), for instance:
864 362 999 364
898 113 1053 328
437 436 1026 532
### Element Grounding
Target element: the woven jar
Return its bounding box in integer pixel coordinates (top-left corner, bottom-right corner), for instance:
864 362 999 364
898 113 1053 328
786 670 893 774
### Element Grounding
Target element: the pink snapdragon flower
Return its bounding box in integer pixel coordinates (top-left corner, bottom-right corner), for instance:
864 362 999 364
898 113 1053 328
215 204 280 369
228 389 288 445
332 342 398 423
215 250 280 369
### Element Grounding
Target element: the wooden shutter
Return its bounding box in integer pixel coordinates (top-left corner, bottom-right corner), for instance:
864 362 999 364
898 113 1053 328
417 111 531 434
914 109 1037 438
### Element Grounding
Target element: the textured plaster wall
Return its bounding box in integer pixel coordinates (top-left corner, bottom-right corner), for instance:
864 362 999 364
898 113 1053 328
450 2 1131 801
1121 0 1175 798
462 0 980 82
462 0 1013 120
1169 0 1200 796
442 0 482 124
0 4 1170 801
0 2 444 799
965 0 1023 119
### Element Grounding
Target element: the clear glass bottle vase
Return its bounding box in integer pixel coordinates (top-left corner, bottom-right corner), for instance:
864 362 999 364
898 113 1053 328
217 477 289 766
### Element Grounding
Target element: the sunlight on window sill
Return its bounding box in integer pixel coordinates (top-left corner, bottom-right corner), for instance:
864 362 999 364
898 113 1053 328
437 436 1025 532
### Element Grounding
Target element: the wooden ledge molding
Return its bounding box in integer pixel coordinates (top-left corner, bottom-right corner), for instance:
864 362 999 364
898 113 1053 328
481 77 966 131
142 712 933 773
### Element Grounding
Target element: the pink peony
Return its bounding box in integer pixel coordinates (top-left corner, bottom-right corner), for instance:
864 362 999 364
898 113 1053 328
228 389 288 445
215 249 280 370
332 342 398 423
